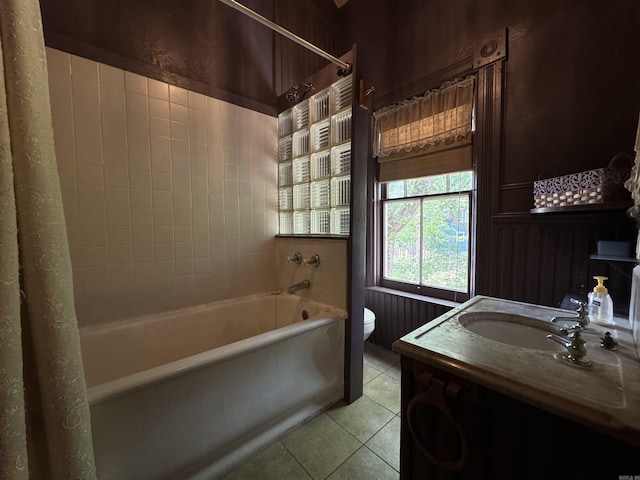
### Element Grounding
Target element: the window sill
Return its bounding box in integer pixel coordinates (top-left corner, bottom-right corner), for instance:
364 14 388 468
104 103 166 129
276 234 348 240
366 286 461 309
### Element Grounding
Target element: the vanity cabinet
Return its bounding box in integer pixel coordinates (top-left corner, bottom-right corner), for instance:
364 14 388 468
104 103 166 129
400 357 640 479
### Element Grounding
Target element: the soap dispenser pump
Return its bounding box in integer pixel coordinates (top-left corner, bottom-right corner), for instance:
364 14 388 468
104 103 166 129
588 276 614 326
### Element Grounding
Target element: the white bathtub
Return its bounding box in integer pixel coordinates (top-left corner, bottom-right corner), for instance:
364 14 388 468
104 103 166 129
81 293 346 480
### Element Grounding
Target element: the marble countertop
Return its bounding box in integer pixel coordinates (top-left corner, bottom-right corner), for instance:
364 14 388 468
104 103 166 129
392 295 640 447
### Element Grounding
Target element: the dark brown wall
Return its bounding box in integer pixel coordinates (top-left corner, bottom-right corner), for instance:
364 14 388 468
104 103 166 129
341 0 640 211
40 0 341 115
340 0 640 344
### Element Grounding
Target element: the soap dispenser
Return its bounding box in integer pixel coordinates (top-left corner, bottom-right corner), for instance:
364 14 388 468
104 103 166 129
587 276 614 326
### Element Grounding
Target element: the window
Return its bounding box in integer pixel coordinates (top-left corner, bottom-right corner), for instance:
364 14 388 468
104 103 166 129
373 76 475 302
381 171 472 301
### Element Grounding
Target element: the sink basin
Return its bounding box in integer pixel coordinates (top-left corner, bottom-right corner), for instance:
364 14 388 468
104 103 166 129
458 312 566 351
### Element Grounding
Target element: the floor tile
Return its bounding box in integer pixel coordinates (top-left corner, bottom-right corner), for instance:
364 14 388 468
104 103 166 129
222 441 312 480
363 374 401 414
383 363 401 382
327 395 395 443
366 416 401 472
364 343 400 372
363 364 382 385
282 414 361 480
325 446 399 480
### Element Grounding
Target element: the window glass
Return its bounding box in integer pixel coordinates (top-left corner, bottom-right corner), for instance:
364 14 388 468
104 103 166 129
383 199 421 284
421 194 469 292
381 171 472 298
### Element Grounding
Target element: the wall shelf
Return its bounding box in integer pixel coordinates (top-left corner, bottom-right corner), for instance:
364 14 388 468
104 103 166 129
590 254 637 264
590 254 637 280
530 202 632 215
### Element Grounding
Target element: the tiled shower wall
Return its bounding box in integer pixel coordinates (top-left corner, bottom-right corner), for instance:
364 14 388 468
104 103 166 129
46 47 280 326
277 237 347 309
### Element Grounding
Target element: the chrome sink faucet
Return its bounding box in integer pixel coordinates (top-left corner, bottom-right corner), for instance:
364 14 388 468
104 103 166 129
550 298 589 327
546 325 592 367
288 279 310 294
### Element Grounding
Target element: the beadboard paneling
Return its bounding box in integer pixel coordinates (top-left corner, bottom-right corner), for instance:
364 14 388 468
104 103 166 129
365 289 454 349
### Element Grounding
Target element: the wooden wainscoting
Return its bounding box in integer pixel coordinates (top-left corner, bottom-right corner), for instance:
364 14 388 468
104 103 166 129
365 288 454 349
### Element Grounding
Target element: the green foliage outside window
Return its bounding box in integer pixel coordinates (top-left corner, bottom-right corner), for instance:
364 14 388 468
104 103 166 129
383 171 472 293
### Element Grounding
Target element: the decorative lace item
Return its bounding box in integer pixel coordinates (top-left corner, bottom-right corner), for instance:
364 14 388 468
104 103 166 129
534 154 632 208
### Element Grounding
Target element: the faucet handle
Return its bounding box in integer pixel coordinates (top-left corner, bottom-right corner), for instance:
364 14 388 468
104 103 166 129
288 252 302 264
559 322 583 335
304 254 320 267
570 298 588 319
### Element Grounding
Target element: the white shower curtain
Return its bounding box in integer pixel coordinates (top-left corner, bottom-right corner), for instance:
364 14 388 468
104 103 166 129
0 0 96 478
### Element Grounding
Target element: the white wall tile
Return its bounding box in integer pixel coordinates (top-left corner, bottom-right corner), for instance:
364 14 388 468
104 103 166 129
107 226 132 245
133 245 155 263
151 136 171 156
76 163 104 185
99 63 124 89
152 189 172 208
104 166 130 188
106 207 132 226
78 185 105 206
174 226 193 243
128 149 151 171
126 91 149 115
104 144 128 168
132 226 153 244
150 117 170 137
125 71 148 95
130 169 152 190
46 48 71 75
149 98 170 119
71 55 98 81
132 188 153 208
72 75 100 104
148 78 169 100
170 103 189 123
49 49 285 326
169 85 188 106
131 207 153 226
108 245 133 264
154 226 174 244
170 121 189 141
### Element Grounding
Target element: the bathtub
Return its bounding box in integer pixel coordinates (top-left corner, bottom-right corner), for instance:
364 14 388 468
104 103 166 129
81 293 346 480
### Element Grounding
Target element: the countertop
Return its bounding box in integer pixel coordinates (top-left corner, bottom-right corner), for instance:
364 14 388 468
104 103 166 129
392 295 640 447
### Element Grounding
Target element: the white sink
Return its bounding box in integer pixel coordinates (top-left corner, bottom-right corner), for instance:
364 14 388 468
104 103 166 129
458 312 566 351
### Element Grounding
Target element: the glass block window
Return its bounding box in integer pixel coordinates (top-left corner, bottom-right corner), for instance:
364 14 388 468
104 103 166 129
278 75 352 235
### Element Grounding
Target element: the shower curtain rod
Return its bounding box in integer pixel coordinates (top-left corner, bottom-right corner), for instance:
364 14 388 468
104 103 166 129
218 0 351 72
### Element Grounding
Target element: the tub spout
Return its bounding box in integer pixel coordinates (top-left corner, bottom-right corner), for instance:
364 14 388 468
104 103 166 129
288 280 310 294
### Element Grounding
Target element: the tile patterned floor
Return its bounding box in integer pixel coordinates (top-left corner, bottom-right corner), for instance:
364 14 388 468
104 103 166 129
222 343 401 480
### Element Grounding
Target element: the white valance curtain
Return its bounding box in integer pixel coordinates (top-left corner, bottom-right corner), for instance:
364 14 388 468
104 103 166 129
373 76 475 182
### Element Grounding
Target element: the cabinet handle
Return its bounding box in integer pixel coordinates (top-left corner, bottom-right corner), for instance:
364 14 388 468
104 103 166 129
407 377 470 472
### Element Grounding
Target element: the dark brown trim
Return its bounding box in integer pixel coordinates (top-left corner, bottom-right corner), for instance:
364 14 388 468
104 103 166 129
373 55 475 111
499 181 534 190
345 44 366 403
474 61 505 296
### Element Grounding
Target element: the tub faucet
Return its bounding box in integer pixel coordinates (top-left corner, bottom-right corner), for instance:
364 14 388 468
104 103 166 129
288 279 310 294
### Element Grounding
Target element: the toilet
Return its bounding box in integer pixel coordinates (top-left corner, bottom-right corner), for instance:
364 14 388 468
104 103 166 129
364 307 376 341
